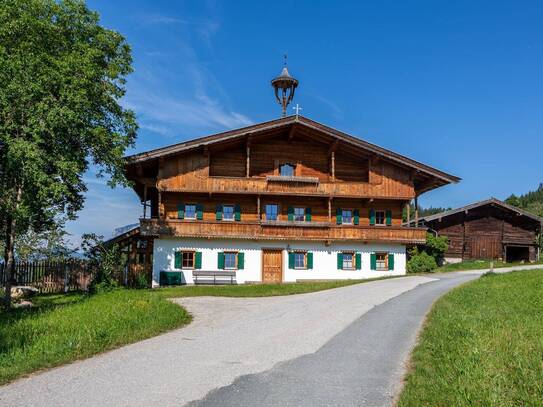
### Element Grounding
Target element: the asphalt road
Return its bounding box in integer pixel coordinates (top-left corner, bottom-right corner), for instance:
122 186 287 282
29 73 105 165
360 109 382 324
188 273 479 407
2 266 538 407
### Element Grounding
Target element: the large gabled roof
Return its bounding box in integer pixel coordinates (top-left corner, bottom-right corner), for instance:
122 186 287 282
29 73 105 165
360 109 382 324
416 198 543 225
125 115 460 186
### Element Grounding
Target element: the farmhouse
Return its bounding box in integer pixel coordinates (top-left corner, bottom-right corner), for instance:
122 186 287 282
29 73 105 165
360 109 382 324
122 113 459 286
413 198 542 263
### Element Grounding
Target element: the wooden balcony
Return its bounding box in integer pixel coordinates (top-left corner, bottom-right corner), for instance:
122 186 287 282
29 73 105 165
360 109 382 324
157 176 415 200
140 218 426 244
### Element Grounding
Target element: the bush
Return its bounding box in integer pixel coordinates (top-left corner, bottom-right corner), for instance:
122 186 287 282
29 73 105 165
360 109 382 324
81 233 125 293
135 272 150 289
425 233 449 265
407 248 438 273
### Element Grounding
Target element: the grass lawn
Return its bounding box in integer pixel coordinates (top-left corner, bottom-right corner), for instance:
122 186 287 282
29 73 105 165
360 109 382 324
0 278 387 385
398 269 543 406
435 258 543 272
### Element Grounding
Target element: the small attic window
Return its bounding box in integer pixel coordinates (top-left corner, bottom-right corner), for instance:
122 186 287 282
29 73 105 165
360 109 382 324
279 163 295 176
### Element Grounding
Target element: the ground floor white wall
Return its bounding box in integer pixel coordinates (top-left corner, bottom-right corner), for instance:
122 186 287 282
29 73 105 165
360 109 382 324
152 238 407 287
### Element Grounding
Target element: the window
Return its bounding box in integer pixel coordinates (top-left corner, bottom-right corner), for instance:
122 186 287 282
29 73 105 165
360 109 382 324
184 204 196 219
136 239 147 249
137 253 146 264
342 253 354 269
375 210 385 225
294 252 306 269
294 207 305 222
182 252 194 269
279 163 295 176
342 209 352 225
376 253 388 271
224 252 237 269
222 205 234 221
265 204 279 221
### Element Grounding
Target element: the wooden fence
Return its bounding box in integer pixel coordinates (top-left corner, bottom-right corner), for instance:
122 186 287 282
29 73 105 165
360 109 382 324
0 260 93 294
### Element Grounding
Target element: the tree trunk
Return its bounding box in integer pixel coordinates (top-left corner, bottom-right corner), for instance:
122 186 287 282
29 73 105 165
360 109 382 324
3 214 16 309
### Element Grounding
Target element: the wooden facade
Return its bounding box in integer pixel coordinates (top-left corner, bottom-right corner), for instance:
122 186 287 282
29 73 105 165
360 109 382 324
125 115 459 247
414 198 542 262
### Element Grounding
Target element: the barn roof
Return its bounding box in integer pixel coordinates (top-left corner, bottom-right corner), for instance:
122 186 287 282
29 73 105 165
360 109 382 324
125 115 460 189
416 198 543 225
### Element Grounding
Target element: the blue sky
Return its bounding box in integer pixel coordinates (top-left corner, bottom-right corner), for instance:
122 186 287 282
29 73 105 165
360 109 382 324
67 0 543 247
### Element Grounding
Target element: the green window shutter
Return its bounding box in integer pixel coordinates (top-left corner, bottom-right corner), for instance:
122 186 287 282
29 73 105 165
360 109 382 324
237 252 245 269
353 209 360 225
386 210 392 226
388 253 394 270
370 253 377 270
337 253 344 269
305 207 312 222
369 209 376 226
288 252 295 268
196 204 203 220
355 253 362 270
174 251 181 269
234 204 241 221
217 252 225 269
216 204 223 220
306 252 313 269
194 252 202 269
178 204 185 219
287 207 294 221
336 208 342 225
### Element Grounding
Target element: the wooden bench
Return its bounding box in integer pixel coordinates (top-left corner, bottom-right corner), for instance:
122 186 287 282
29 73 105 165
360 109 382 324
192 270 236 285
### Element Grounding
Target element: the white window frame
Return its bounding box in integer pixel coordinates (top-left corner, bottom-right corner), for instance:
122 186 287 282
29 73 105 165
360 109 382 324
341 209 353 225
376 252 388 271
375 210 386 226
293 252 306 269
184 204 197 220
342 252 354 270
222 204 235 222
265 204 279 221
181 251 195 270
294 207 305 222
224 251 238 270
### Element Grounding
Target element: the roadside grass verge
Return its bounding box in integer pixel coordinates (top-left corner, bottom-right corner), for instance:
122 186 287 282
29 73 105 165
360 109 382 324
398 269 543 406
435 258 543 272
0 289 190 385
0 277 395 385
156 276 397 298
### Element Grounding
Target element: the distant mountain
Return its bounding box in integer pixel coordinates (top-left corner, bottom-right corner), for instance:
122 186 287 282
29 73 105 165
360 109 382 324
505 183 543 218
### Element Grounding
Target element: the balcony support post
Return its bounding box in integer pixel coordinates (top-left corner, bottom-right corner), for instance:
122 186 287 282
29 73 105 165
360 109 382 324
414 196 419 226
328 197 332 222
143 185 147 219
158 190 164 220
257 195 261 221
406 200 410 226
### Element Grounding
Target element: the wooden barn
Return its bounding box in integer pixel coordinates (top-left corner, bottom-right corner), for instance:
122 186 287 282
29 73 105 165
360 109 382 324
414 198 542 263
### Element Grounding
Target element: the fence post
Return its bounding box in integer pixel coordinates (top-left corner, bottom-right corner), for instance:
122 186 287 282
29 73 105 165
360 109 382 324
64 262 69 293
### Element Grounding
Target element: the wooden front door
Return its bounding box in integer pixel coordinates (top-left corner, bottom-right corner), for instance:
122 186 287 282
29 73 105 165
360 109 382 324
262 249 283 284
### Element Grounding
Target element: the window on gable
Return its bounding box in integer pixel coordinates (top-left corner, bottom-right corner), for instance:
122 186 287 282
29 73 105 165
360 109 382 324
224 252 237 269
342 209 352 225
375 210 385 225
265 204 279 221
342 252 354 269
376 253 388 271
184 204 196 219
222 205 234 221
182 251 195 269
294 207 305 222
279 163 295 176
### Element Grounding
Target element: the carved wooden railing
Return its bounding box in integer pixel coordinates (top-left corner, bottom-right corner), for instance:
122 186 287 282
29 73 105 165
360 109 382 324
140 218 426 244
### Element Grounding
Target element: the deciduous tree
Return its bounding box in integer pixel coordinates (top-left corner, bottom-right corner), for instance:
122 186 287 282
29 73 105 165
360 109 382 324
0 0 137 307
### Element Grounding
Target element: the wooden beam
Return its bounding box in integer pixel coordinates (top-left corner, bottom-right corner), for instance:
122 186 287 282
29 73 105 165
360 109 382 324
328 197 332 222
143 185 148 219
257 195 261 221
406 200 411 225
330 151 335 181
158 190 164 220
415 199 419 226
246 143 251 178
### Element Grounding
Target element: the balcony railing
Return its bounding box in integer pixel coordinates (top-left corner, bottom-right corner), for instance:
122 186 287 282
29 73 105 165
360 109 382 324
140 218 426 244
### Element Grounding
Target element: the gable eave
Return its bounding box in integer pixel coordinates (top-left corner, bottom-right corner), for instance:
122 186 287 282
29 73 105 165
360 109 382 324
124 115 460 187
